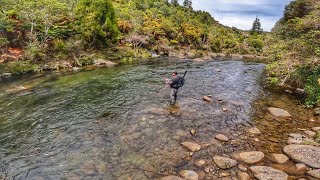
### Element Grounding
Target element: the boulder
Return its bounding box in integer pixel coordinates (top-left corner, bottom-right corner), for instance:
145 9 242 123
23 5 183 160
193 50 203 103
232 151 264 164
307 169 320 178
268 107 291 117
179 170 199 180
269 154 289 164
283 145 320 168
215 134 229 142
160 176 185 180
213 156 237 169
250 166 288 180
181 142 201 152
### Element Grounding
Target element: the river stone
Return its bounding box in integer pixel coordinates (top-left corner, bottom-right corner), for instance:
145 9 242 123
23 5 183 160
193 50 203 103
215 134 229 142
233 151 264 164
295 163 307 172
269 154 289 164
237 171 250 180
181 142 201 152
160 175 185 180
312 127 320 132
287 138 302 145
268 107 291 117
179 170 199 180
248 127 261 134
283 145 320 168
289 133 302 139
194 160 206 167
238 164 248 172
307 169 320 178
203 96 212 102
213 156 237 169
250 166 288 180
304 130 316 137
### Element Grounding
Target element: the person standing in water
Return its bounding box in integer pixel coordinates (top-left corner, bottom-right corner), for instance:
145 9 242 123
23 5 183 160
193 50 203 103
165 71 186 105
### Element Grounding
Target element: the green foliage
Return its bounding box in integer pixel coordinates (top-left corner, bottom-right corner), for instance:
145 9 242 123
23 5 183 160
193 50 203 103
304 67 320 107
6 60 40 75
24 41 47 62
75 0 119 48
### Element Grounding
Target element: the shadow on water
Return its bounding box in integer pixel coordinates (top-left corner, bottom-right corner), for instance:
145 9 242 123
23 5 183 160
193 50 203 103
0 59 317 179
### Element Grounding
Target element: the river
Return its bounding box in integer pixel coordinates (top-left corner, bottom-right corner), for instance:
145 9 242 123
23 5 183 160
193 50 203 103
0 59 318 179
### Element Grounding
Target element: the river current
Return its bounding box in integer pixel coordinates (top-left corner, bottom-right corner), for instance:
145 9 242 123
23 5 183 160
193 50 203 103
0 59 265 179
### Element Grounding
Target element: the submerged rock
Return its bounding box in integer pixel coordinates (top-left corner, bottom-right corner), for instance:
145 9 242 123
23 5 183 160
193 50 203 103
232 151 264 164
268 107 291 118
160 175 185 180
179 170 199 180
203 96 212 102
307 169 320 178
194 160 206 167
181 142 201 152
269 154 289 164
250 166 288 180
247 127 261 134
237 171 250 180
215 134 229 142
283 145 320 168
213 156 237 169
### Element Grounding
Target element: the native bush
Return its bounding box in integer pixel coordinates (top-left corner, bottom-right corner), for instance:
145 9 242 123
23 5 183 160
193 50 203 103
6 60 40 75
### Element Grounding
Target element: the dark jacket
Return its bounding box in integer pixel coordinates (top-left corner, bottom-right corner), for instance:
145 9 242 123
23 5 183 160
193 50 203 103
170 76 180 89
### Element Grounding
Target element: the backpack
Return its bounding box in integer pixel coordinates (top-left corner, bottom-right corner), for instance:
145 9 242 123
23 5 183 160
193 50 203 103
172 71 187 89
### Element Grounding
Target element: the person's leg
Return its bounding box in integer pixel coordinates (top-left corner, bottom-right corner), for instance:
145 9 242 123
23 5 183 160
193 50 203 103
170 88 176 105
174 89 178 104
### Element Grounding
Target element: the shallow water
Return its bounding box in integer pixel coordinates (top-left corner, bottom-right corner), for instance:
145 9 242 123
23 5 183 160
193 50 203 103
0 59 309 179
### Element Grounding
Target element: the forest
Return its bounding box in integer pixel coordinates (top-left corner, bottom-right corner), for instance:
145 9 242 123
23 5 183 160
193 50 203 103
0 0 319 106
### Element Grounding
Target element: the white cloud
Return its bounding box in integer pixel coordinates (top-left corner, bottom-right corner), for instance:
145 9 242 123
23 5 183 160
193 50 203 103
179 0 294 31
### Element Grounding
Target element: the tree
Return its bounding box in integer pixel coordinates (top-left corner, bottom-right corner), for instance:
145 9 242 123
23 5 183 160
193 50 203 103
75 0 119 48
183 0 192 9
171 0 179 7
250 15 263 35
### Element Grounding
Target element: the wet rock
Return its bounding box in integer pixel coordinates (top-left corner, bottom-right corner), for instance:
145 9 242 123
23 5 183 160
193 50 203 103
195 160 206 167
285 90 293 94
203 96 212 102
197 171 206 180
295 88 305 94
215 134 229 142
214 68 221 72
295 163 307 172
94 59 117 67
304 130 316 138
181 142 201 152
232 151 264 164
160 175 185 180
237 171 250 180
307 169 320 178
269 154 289 164
176 129 188 137
287 138 302 145
238 164 248 172
250 166 288 180
312 127 320 132
179 170 199 180
2 73 12 77
272 163 306 175
219 171 230 177
314 108 320 116
73 67 81 71
247 127 261 134
222 108 228 112
268 107 291 118
190 129 196 136
283 145 320 168
289 133 302 139
213 156 237 169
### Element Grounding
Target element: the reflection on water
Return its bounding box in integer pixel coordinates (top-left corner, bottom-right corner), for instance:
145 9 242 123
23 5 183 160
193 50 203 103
0 59 266 179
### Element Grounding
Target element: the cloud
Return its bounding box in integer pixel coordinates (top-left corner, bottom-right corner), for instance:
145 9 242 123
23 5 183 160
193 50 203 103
179 0 293 31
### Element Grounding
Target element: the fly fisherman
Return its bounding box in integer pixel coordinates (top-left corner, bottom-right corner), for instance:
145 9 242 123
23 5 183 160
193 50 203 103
165 71 187 105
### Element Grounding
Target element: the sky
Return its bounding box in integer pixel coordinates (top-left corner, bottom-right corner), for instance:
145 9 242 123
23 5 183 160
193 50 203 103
179 0 293 31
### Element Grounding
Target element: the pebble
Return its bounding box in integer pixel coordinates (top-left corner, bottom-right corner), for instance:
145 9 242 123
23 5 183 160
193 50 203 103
215 134 229 142
312 127 320 132
195 160 206 167
238 164 248 172
304 130 316 138
179 170 199 180
269 154 289 164
307 169 320 178
247 127 261 134
190 129 196 136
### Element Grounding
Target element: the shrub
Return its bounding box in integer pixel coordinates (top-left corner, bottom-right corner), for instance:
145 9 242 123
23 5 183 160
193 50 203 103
6 60 39 75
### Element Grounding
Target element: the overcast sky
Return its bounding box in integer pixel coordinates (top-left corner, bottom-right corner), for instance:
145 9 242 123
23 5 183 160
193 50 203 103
179 0 293 31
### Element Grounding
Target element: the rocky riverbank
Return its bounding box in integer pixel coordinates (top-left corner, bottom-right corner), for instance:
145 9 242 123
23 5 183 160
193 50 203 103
159 106 320 180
